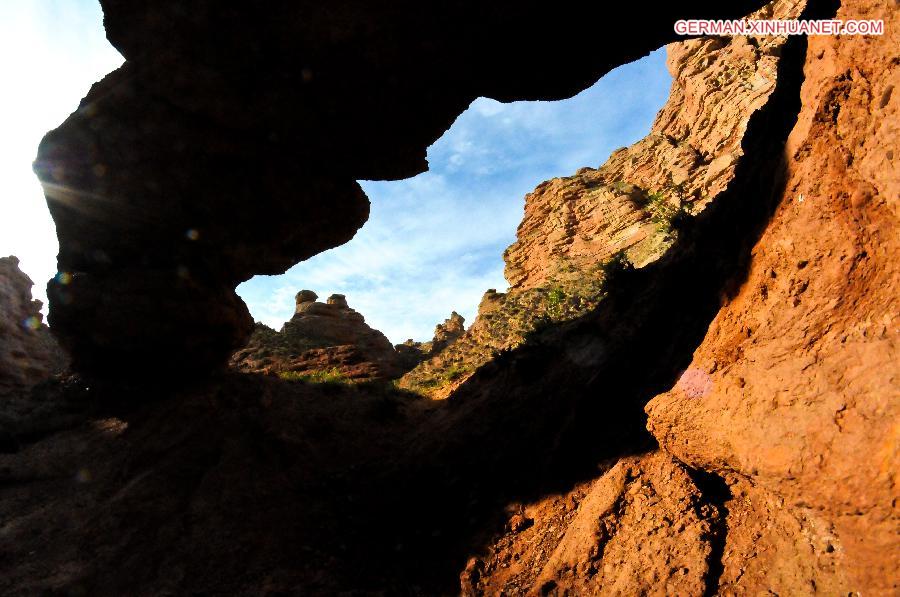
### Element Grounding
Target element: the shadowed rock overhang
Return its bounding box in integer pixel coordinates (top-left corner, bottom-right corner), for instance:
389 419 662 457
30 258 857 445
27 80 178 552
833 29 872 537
34 0 769 378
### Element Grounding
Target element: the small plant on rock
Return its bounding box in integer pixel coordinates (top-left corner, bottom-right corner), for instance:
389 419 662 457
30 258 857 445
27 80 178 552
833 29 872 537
546 286 567 319
599 250 633 284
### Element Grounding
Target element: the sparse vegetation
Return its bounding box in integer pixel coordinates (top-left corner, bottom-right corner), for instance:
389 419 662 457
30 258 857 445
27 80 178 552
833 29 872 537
444 363 471 382
278 368 351 384
599 250 633 282
612 180 634 195
645 178 692 234
546 286 567 318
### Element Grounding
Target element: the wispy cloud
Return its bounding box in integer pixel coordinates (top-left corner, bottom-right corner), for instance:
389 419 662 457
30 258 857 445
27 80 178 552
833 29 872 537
238 49 672 343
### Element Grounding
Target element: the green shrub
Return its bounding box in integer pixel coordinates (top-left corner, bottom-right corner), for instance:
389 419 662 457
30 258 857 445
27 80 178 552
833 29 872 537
445 363 471 382
546 286 567 319
646 191 688 233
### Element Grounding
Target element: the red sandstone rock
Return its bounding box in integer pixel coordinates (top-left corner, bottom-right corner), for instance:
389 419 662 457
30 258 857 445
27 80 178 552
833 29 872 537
402 0 807 398
504 0 807 291
646 1 899 590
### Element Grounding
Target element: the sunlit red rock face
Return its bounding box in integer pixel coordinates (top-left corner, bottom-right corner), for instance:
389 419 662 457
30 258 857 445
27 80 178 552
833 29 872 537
0 257 67 398
504 0 808 290
468 0 898 594
646 0 899 590
33 0 769 378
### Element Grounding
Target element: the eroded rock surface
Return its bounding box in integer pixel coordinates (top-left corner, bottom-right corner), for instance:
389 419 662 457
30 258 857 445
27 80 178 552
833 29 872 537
504 0 807 291
464 453 724 596
401 0 807 397
646 0 899 589
232 290 402 380
0 257 66 397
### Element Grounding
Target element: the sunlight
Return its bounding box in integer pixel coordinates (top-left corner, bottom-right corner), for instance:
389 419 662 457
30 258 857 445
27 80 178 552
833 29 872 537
0 0 122 310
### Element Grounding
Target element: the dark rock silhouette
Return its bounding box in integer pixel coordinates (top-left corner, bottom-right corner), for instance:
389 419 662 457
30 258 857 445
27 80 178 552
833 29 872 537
33 0 768 378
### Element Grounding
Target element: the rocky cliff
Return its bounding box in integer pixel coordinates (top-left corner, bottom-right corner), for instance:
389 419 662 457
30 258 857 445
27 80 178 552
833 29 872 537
232 290 403 381
395 310 467 371
401 0 808 397
0 257 66 397
646 0 899 588
465 0 898 593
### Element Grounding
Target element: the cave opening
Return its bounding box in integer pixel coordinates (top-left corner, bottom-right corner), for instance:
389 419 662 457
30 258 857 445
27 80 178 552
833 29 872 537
235 50 673 345
5 0 890 592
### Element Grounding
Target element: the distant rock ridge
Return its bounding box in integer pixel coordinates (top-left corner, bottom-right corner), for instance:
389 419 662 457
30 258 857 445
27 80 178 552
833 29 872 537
233 290 470 382
394 311 467 370
232 290 403 381
0 256 67 397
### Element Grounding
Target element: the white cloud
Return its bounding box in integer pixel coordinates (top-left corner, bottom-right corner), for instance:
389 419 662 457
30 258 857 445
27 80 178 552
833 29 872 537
0 4 671 346
239 49 673 343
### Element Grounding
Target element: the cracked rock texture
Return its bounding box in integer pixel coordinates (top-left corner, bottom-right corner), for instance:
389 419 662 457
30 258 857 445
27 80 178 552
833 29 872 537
463 453 723 596
647 0 899 590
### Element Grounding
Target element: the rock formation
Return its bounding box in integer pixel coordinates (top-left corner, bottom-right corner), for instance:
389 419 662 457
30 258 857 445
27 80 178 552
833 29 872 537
232 290 402 381
0 257 67 397
394 311 467 370
2 0 896 594
460 0 899 593
645 1 899 588
32 0 768 379
401 0 808 397
431 311 466 353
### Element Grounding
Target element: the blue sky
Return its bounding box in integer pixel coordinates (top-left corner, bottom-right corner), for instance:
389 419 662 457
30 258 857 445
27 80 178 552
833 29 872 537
0 1 672 344
237 55 672 342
